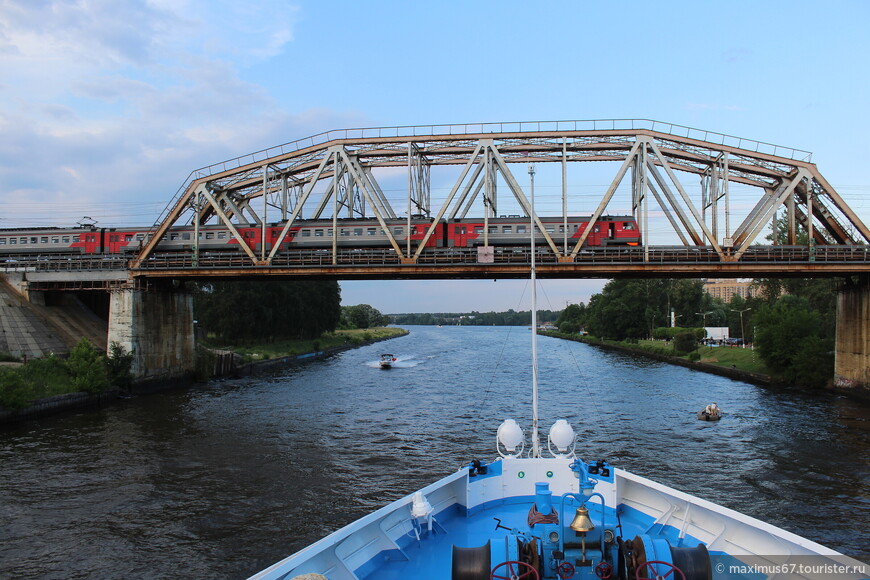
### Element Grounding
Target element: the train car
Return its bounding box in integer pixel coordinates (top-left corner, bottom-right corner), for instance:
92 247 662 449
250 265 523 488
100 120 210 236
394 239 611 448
0 215 640 257
226 218 445 252
446 215 640 248
137 219 447 254
0 226 103 254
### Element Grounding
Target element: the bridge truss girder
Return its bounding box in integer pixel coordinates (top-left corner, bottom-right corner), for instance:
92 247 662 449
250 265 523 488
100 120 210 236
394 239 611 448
133 123 870 267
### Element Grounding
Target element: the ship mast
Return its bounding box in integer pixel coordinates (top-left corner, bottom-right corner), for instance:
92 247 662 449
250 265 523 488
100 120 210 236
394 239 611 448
529 163 540 458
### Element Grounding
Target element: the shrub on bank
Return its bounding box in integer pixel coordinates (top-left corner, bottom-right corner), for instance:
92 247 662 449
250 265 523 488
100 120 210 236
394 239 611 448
67 339 109 394
0 369 30 409
0 339 135 411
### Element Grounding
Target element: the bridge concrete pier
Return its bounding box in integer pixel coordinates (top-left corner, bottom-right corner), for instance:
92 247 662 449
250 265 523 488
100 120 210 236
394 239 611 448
835 277 870 389
107 286 195 382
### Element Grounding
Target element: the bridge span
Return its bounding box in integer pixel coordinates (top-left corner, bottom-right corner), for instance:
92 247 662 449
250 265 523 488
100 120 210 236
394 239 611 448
2 120 869 389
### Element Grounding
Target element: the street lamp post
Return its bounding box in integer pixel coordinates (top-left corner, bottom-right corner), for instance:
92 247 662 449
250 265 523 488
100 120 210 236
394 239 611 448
695 311 713 327
731 308 752 348
696 311 714 342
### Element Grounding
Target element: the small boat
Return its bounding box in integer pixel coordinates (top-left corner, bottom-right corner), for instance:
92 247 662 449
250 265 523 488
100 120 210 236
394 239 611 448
378 353 396 369
697 403 721 421
251 168 866 580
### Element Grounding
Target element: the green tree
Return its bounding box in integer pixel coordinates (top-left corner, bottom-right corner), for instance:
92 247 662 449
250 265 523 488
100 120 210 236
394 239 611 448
193 280 341 342
754 295 833 387
0 369 31 409
67 338 109 394
106 342 134 392
556 303 586 333
673 331 698 354
341 304 389 329
585 279 671 339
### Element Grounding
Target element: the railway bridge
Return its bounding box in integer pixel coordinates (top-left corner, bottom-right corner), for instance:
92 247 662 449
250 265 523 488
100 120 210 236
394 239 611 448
3 120 870 388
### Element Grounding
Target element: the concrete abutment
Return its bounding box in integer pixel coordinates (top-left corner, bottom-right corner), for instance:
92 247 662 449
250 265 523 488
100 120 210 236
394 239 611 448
108 287 195 382
835 277 870 389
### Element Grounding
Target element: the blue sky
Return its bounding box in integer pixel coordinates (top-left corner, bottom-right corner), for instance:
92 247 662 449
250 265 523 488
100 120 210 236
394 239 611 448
2 0 869 312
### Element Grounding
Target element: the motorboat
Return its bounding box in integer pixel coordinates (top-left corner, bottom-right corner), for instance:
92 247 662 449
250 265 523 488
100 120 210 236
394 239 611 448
379 354 396 369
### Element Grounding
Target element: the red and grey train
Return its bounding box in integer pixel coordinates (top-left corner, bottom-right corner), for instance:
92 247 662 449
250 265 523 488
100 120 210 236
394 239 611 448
0 215 640 255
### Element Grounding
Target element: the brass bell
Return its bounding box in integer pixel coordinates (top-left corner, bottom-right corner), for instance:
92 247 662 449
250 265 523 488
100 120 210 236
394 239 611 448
569 505 594 532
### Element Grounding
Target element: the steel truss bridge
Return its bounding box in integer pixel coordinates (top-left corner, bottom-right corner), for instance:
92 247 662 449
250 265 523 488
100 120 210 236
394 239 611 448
72 120 870 280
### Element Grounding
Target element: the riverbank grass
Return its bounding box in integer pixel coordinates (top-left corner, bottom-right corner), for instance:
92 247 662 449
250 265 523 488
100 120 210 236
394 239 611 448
542 331 769 375
202 327 407 362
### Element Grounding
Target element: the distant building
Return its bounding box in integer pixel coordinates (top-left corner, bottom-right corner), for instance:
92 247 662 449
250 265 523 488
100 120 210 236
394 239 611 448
703 278 757 301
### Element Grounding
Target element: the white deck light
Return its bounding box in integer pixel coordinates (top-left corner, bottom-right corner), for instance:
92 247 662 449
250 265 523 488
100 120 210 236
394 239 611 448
548 419 576 457
497 419 525 457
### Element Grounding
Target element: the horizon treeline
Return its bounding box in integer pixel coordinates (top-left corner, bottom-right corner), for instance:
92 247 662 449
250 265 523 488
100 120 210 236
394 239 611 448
390 310 560 326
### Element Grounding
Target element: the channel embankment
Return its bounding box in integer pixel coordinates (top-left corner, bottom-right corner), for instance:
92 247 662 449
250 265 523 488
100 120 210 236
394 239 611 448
540 331 773 385
1 328 409 424
541 331 870 401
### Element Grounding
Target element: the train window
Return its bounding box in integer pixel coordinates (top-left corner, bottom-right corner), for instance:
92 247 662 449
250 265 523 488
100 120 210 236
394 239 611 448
170 233 179 241
340 229 349 237
354 228 363 236
19 237 26 244
125 235 133 241
217 232 226 239
301 230 311 237
558 226 565 233
31 237 38 243
474 226 483 234
502 226 512 234
205 232 214 240
393 227 403 235
0 238 5 245
63 236 70 243
488 226 497 234
9 238 16 244
51 237 59 243
517 225 527 234
327 229 333 236
182 233 191 240
545 227 555 233
367 228 376 236
40 236 48 243
593 225 600 232
623 222 635 230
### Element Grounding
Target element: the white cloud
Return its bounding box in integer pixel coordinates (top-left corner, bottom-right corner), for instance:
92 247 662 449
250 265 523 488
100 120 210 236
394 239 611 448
0 0 354 228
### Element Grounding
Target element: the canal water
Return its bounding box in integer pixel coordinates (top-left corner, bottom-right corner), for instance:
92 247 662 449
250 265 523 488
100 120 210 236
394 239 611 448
1 326 868 578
